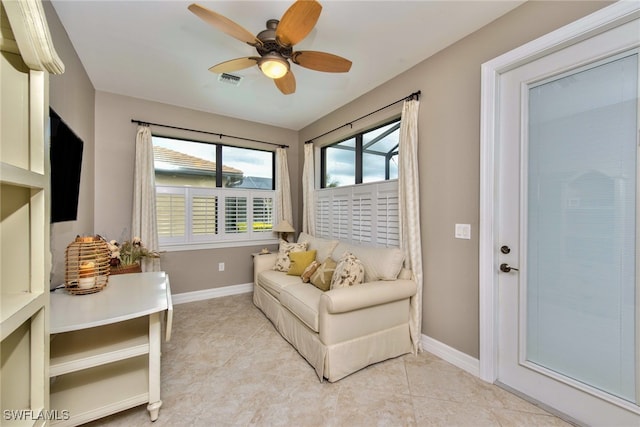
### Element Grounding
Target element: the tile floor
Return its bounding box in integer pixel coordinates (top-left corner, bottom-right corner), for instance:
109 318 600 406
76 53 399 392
84 293 572 426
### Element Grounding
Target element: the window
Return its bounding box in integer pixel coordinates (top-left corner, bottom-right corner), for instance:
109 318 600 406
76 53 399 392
317 119 401 247
321 119 400 188
152 136 276 249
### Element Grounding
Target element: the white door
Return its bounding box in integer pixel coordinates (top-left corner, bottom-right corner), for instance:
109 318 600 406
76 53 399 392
495 12 640 426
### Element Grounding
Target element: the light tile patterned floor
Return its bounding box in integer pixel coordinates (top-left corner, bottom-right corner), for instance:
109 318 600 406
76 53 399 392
83 293 572 426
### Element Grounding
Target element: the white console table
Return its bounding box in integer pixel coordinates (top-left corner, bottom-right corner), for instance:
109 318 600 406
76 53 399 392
49 272 173 426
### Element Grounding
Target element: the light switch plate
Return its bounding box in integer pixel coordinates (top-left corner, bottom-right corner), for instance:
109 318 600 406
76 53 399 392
455 224 471 240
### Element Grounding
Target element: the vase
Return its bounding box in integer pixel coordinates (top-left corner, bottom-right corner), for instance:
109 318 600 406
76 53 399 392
110 262 142 275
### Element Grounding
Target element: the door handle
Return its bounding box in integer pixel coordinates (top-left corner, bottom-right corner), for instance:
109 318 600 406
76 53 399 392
500 263 519 273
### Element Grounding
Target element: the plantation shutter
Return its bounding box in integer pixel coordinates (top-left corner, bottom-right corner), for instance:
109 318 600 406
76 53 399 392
224 196 248 234
252 197 274 233
352 189 373 244
156 187 276 246
316 193 331 239
156 189 186 242
375 182 400 246
331 190 350 241
314 181 399 247
191 194 217 236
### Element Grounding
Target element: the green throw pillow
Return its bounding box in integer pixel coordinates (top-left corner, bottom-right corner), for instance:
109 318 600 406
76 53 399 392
310 257 337 291
287 250 317 276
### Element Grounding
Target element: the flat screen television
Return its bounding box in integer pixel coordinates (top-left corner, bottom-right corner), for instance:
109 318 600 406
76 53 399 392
50 108 83 223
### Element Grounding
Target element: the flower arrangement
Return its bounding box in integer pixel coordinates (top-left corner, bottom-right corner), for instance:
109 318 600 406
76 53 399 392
107 237 159 267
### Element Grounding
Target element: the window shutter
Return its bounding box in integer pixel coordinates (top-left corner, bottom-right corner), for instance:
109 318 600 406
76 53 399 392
191 195 217 236
352 190 373 244
375 181 400 247
155 186 277 247
331 192 350 241
225 196 248 234
252 196 273 232
156 191 186 240
314 181 399 247
316 193 331 239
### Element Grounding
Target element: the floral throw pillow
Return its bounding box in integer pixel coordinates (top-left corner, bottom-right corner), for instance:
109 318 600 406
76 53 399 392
331 252 365 289
273 240 308 272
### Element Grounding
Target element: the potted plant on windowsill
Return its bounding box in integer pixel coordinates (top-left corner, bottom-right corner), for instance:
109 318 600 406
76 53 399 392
107 237 159 275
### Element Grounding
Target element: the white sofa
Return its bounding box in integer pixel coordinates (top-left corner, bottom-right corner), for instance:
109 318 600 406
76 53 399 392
252 233 417 382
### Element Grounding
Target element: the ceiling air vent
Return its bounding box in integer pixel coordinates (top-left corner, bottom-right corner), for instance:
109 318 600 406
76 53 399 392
218 73 242 86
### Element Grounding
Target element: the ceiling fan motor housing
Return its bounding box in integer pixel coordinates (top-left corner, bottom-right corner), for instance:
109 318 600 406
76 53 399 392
256 20 293 59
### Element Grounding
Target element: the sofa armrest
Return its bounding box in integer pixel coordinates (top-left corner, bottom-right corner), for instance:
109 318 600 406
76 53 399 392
321 279 416 314
253 253 278 285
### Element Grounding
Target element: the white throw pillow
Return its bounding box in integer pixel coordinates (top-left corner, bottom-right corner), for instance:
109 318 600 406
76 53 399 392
273 240 308 272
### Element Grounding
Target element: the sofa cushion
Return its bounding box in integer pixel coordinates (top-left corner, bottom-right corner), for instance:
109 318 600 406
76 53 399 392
287 250 317 276
332 242 404 282
331 252 365 289
297 232 339 263
310 257 337 291
279 283 322 332
273 240 308 272
258 270 303 298
301 260 320 283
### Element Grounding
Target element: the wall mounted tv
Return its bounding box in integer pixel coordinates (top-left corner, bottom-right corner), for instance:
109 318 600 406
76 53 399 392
50 108 83 223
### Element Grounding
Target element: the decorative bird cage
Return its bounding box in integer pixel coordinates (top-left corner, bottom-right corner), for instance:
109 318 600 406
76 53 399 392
65 236 110 295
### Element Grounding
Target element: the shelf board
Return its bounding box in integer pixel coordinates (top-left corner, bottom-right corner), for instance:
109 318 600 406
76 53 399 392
1 292 45 341
50 317 149 376
50 356 150 427
0 162 45 189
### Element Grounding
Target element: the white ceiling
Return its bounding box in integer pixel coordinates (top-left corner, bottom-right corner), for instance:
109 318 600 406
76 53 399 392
50 0 524 131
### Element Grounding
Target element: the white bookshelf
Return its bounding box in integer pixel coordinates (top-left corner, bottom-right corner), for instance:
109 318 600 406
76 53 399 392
0 1 63 426
50 356 150 427
49 317 149 377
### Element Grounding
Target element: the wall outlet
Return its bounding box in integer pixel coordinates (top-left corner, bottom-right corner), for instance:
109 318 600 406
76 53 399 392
455 224 471 240
218 262 225 272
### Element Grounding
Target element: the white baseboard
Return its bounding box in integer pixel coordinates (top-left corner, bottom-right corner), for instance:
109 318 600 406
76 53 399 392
172 282 253 305
421 334 481 379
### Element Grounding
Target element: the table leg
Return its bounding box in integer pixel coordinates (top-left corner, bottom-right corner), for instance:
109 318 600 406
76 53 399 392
147 312 162 421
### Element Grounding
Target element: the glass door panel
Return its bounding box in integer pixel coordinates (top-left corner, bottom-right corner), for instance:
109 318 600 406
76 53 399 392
526 52 638 403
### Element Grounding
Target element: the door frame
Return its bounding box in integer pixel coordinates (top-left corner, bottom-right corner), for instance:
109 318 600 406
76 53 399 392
479 1 640 384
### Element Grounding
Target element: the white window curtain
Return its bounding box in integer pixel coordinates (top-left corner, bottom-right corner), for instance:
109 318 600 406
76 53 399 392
275 147 293 226
398 98 422 353
132 124 161 272
302 142 315 235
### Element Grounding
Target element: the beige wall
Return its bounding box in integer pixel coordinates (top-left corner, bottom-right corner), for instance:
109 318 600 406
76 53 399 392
93 92 299 294
299 1 610 358
44 1 96 287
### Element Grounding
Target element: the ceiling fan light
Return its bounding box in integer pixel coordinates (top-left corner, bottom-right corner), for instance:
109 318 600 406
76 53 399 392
259 56 289 79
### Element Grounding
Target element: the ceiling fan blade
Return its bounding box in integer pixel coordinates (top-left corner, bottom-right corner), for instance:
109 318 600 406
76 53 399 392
276 0 322 47
188 3 261 46
275 70 296 95
208 57 259 74
292 51 352 73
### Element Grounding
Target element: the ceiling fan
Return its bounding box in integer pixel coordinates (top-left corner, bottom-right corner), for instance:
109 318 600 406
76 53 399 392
188 0 352 95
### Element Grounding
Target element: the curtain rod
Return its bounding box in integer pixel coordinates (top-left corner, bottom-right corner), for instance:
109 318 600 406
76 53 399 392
131 119 288 148
305 90 420 144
